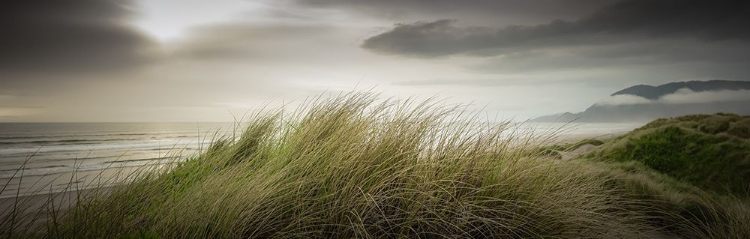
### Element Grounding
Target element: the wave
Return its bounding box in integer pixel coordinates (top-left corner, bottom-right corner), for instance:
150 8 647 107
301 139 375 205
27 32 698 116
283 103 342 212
0 135 200 145
0 156 186 179
0 139 212 156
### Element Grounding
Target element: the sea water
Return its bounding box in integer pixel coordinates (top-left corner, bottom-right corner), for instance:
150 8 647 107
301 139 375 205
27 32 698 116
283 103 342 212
0 123 234 198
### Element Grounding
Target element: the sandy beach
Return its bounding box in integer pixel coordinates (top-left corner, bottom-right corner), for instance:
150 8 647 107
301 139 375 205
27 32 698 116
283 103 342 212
0 165 162 233
1 186 114 233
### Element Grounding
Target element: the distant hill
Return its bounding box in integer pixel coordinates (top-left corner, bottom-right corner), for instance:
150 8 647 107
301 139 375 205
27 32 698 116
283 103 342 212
532 80 750 122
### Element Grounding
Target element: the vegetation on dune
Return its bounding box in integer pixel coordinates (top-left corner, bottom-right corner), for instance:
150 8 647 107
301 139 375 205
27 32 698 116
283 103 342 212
2 94 749 238
588 113 750 196
638 113 750 139
537 138 605 159
596 159 750 238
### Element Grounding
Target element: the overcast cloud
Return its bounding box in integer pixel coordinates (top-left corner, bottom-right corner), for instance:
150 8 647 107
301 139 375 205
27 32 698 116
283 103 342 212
0 0 159 77
0 0 748 121
362 0 750 57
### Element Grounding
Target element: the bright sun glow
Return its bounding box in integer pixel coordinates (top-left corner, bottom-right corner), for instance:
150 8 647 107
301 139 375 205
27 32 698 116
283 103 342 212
134 0 252 41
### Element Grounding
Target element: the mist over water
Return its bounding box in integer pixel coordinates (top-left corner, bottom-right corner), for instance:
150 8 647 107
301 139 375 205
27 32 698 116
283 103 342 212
523 122 642 137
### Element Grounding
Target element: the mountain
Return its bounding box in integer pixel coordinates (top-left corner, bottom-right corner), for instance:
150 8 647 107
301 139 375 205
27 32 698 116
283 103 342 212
532 80 750 122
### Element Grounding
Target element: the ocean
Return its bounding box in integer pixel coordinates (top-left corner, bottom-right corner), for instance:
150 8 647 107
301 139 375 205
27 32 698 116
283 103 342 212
0 123 234 198
0 122 642 198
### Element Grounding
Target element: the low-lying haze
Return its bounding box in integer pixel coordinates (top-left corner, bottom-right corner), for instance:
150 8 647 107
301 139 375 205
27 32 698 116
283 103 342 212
597 89 750 106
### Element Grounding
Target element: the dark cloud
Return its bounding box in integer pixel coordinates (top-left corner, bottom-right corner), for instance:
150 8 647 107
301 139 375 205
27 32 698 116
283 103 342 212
0 0 158 78
362 19 595 58
362 0 750 58
296 0 616 24
578 0 750 40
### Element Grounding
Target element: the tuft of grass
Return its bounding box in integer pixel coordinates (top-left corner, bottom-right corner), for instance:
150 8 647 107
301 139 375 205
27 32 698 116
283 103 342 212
592 160 750 239
568 138 605 149
534 138 605 160
2 93 749 238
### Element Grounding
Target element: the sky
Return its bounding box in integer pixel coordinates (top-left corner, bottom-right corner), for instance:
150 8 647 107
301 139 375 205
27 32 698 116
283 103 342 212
1 0 749 122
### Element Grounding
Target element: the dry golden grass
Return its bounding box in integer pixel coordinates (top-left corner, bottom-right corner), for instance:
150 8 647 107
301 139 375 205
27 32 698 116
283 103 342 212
2 93 748 238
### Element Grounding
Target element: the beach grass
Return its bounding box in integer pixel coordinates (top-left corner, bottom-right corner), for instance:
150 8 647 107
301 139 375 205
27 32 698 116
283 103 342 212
2 93 749 238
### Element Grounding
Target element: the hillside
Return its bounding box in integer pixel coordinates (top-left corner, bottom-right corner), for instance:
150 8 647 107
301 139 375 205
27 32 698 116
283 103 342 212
586 113 750 196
